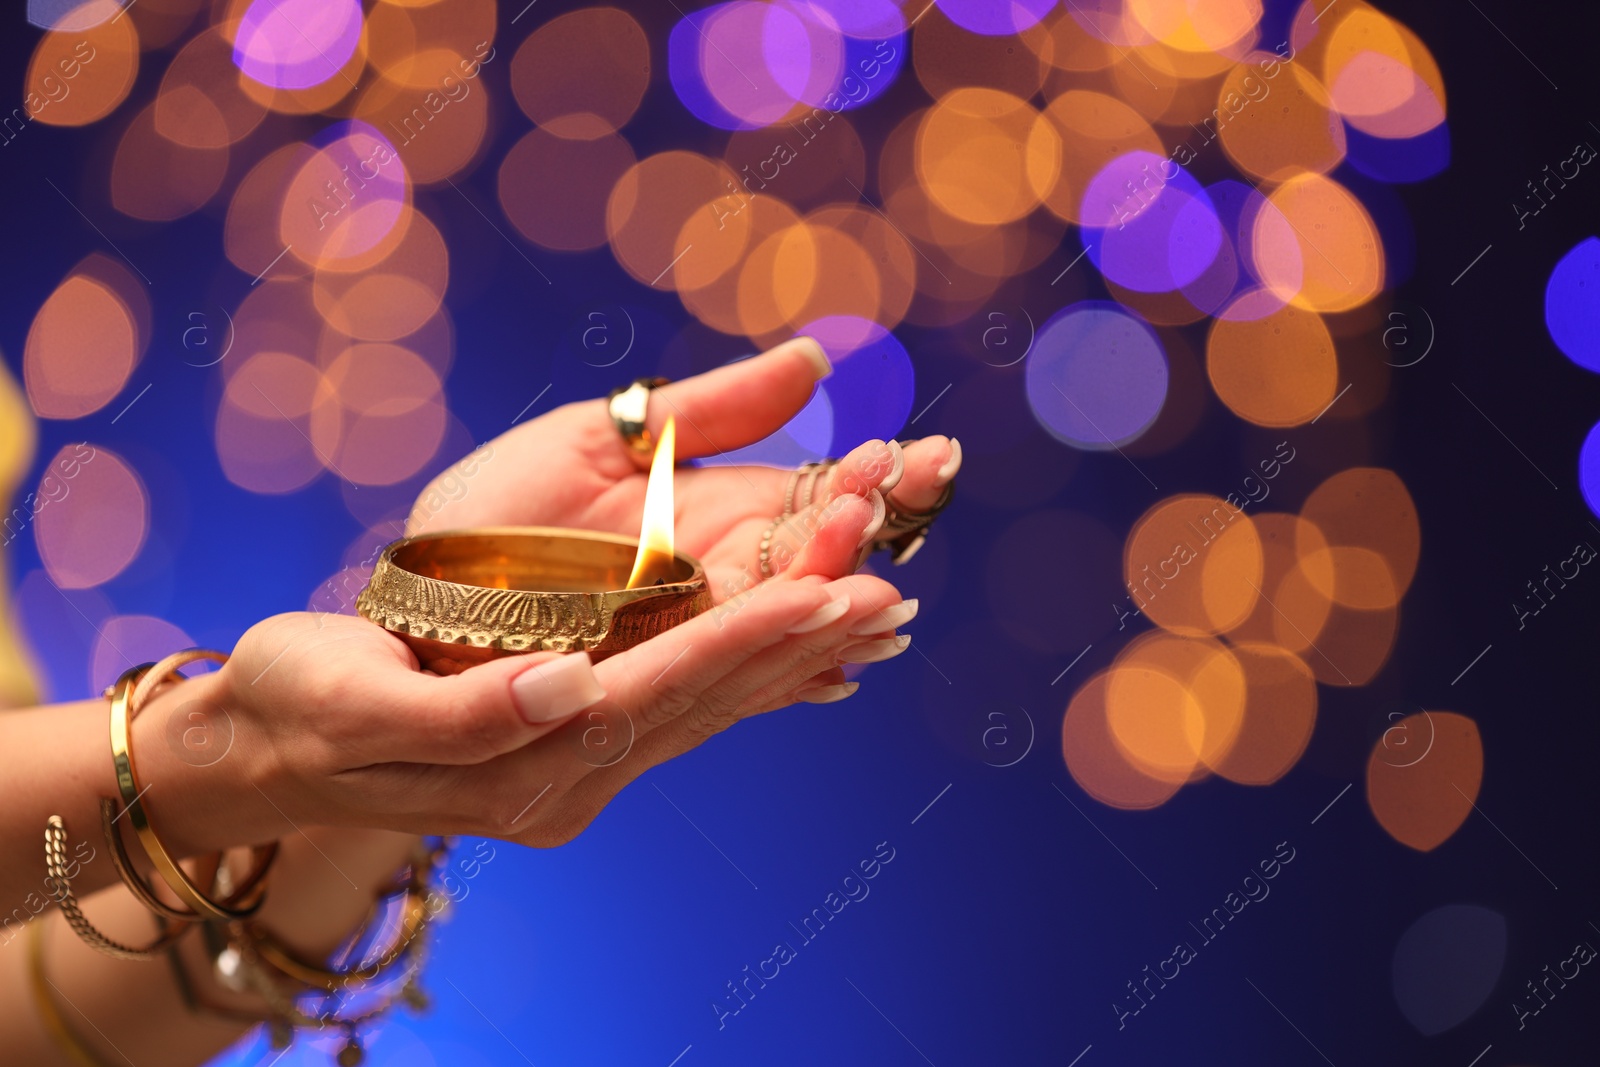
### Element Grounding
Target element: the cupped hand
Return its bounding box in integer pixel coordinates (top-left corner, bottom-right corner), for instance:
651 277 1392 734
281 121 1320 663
406 338 961 594
149 571 915 853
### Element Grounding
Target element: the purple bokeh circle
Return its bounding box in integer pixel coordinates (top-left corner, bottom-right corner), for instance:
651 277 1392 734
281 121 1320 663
1580 418 1600 519
1025 302 1168 450
1546 236 1600 374
702 320 914 469
804 316 915 454
668 0 852 130
937 0 1056 35
807 0 904 38
1081 151 1222 293
234 0 364 91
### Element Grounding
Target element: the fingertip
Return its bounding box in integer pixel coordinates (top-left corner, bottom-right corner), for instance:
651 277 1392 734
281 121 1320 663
797 681 859 704
880 440 906 494
889 435 956 513
787 590 851 634
848 597 918 636
856 488 887 549
817 490 880 551
936 437 962 485
790 335 831 381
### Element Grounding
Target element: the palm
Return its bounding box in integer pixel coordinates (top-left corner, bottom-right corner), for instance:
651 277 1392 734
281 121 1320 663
409 339 956 599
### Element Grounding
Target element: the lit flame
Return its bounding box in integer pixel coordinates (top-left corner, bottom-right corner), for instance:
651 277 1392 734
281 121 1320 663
625 415 676 589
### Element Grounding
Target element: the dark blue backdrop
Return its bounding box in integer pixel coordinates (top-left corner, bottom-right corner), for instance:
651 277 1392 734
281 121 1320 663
5 1 1600 1064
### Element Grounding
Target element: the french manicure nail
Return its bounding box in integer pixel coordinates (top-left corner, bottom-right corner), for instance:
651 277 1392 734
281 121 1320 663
788 594 850 634
794 336 831 381
797 681 859 704
849 599 918 636
934 437 962 486
511 652 606 724
856 489 887 549
837 634 911 664
879 440 905 494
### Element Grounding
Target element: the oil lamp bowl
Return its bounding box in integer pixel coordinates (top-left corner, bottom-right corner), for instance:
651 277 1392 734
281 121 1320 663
356 527 712 674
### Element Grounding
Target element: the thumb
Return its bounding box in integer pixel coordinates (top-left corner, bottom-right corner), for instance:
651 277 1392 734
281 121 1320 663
635 336 831 462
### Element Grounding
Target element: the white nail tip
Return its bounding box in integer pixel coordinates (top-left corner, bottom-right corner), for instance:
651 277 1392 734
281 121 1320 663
788 595 850 634
837 634 911 664
849 599 919 635
935 437 962 484
798 682 858 704
794 337 831 380
880 440 906 494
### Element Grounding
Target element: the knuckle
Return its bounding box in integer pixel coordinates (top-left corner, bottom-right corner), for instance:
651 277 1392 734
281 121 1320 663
636 673 698 728
516 810 587 849
438 691 512 762
677 701 740 744
486 790 536 838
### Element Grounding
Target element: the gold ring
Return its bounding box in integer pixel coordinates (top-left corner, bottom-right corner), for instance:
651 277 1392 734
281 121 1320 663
606 377 670 456
783 460 834 516
873 482 954 565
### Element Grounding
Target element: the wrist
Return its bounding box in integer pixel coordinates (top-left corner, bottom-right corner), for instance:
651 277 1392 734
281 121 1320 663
129 665 282 857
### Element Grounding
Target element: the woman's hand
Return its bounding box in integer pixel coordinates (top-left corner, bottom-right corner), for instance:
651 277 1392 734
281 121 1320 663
406 337 962 593
141 570 914 854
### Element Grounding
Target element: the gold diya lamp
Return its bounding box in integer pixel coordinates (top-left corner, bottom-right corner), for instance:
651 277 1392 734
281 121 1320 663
357 418 711 674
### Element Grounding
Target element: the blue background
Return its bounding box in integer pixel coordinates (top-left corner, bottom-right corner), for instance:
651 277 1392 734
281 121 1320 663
5 1 1600 1064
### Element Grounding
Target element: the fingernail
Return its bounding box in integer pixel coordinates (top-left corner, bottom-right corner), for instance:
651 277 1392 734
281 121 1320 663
849 599 918 636
511 652 606 724
788 594 850 634
934 437 962 486
797 681 858 704
793 336 831 381
837 634 911 664
879 440 905 494
856 489 887 549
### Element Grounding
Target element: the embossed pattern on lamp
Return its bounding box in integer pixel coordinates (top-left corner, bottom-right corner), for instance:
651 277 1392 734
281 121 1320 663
357 417 710 673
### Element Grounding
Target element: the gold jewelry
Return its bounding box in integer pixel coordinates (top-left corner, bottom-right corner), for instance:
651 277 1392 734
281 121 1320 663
28 919 120 1067
44 814 186 960
172 838 449 1065
175 923 428 1065
108 653 278 923
798 461 832 512
783 460 832 516
759 515 784 579
606 376 669 456
245 865 432 990
873 481 954 565
99 795 225 923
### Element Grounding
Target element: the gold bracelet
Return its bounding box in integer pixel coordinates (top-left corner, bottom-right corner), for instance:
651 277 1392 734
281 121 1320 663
172 840 449 1064
245 841 440 991
108 653 279 923
99 794 225 923
28 918 122 1067
43 814 186 961
184 920 431 1063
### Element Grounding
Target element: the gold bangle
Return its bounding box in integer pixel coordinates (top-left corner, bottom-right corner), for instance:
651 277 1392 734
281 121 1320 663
108 653 279 923
247 882 431 991
43 814 186 961
99 795 225 923
172 840 447 1063
246 840 441 991
27 918 121 1067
